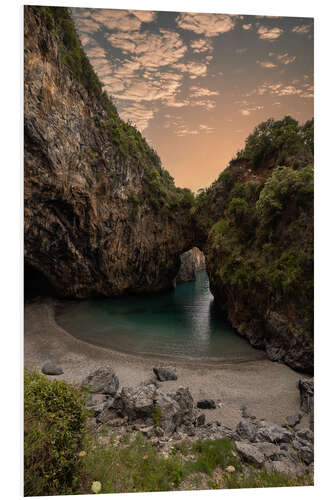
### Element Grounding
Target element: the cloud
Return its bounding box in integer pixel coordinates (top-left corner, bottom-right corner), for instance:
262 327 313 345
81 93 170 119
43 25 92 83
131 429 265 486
242 24 252 30
239 104 264 116
277 53 296 65
172 61 208 79
190 86 219 97
292 25 311 34
74 16 101 34
235 48 248 54
90 9 142 32
257 60 277 68
190 38 213 53
176 12 235 37
117 102 155 131
108 30 187 69
191 99 217 110
257 26 283 40
253 81 313 98
130 10 156 23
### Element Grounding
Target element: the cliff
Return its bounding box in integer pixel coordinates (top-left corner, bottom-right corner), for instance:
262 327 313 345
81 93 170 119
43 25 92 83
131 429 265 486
193 117 314 373
24 6 195 298
176 247 205 284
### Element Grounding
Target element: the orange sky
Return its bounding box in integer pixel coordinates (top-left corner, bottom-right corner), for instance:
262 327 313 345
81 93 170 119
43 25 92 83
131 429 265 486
72 8 314 192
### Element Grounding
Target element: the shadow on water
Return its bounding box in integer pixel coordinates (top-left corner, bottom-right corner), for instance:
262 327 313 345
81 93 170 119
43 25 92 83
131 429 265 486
55 271 265 361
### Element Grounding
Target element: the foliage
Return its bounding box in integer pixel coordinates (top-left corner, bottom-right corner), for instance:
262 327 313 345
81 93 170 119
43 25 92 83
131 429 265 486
152 406 162 427
185 438 240 476
236 116 314 168
24 370 88 496
256 165 314 225
224 468 313 489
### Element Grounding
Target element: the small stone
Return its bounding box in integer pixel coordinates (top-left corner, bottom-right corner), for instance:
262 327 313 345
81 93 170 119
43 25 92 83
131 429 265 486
197 399 216 409
153 366 177 381
41 362 63 376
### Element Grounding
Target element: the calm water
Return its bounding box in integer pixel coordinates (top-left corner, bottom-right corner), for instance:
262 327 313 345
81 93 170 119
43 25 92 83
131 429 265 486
55 271 263 361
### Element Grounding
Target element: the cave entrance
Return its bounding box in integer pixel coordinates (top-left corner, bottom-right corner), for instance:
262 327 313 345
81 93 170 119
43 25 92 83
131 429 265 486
24 262 57 299
176 247 206 284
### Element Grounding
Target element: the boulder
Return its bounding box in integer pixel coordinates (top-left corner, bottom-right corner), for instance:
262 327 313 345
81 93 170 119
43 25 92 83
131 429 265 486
235 441 265 467
253 442 279 460
292 439 314 465
255 421 293 444
298 378 314 414
265 460 303 476
197 399 216 409
284 414 301 428
153 366 177 381
117 384 157 420
236 418 258 442
154 391 181 434
41 362 63 376
82 366 119 396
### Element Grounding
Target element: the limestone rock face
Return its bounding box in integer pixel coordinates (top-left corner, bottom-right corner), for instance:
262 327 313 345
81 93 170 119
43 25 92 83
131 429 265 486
176 247 205 284
24 7 195 298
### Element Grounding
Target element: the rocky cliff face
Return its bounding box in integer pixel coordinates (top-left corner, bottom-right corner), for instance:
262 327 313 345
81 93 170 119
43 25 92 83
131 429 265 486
193 117 314 373
176 247 205 284
24 7 195 298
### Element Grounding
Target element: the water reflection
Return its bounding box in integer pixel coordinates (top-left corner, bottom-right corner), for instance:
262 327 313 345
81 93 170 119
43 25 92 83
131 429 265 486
56 271 263 361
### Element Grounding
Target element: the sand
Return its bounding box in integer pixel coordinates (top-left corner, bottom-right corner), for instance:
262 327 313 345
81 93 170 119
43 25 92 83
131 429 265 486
24 299 309 430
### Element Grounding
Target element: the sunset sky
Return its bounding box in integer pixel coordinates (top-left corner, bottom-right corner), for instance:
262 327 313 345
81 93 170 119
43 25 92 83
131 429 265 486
72 8 314 192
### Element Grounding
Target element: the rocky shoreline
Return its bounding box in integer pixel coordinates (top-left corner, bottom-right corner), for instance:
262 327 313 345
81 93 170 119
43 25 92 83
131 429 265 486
43 361 314 479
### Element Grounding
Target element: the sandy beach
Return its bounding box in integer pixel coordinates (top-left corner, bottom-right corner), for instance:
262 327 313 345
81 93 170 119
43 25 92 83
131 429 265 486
24 299 309 430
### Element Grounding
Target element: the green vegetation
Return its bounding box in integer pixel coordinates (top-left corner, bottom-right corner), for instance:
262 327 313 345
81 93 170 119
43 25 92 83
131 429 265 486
24 370 88 496
235 116 314 169
151 406 162 427
25 372 312 495
184 438 240 476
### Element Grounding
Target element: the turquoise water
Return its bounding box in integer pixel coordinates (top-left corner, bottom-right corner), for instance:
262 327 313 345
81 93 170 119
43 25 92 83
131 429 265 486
55 271 263 361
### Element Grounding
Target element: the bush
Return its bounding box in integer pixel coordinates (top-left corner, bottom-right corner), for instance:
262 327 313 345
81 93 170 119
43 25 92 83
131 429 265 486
24 370 88 496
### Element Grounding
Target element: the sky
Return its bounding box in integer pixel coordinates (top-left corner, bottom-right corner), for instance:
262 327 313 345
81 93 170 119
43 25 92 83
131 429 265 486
72 8 314 192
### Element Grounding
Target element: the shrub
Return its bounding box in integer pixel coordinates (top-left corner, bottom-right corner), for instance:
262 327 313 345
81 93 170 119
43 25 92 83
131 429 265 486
185 438 240 476
152 406 162 427
24 370 88 496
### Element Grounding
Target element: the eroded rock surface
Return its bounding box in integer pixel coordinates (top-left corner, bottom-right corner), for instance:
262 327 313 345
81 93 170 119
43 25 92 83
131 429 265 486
24 7 195 299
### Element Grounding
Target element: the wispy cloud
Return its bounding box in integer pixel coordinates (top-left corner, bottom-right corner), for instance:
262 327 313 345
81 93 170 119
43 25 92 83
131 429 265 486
176 12 235 37
292 25 312 34
277 53 296 65
257 26 283 40
257 60 277 68
235 48 248 54
189 86 219 98
130 10 156 23
108 30 187 69
190 38 213 53
172 61 208 79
